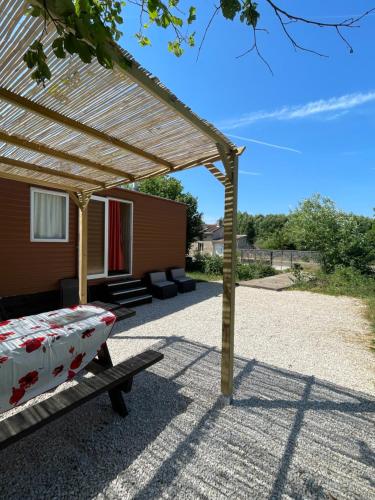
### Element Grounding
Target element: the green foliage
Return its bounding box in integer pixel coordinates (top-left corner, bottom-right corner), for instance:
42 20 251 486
245 219 256 245
286 194 374 273
236 211 294 249
189 253 276 280
137 175 203 253
24 0 126 84
236 261 276 280
24 0 263 85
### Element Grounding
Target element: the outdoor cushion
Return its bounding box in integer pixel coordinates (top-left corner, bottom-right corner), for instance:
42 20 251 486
170 268 185 279
0 305 116 413
153 280 176 288
169 268 196 293
149 272 167 284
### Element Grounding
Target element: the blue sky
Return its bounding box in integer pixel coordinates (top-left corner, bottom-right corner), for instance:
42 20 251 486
119 1 375 222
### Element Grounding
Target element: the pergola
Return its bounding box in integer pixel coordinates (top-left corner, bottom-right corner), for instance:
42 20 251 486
0 1 243 402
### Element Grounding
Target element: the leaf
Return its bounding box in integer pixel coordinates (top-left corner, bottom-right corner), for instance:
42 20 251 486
49 0 75 17
168 40 183 57
187 6 196 25
52 37 66 59
96 43 114 69
240 1 260 28
135 33 152 47
76 40 94 63
63 33 79 55
220 0 241 20
26 5 42 17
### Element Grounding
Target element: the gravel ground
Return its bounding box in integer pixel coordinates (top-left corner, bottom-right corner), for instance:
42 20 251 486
108 282 374 394
1 282 374 499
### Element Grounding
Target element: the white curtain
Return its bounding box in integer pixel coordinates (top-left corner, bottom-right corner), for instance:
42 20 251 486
33 192 67 240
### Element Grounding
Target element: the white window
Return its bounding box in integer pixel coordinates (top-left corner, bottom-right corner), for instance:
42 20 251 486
30 188 69 242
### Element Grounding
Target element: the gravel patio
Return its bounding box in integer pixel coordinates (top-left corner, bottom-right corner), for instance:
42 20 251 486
1 282 374 499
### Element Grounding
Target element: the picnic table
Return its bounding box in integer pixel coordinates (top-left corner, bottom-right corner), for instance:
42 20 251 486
0 304 117 413
0 303 163 450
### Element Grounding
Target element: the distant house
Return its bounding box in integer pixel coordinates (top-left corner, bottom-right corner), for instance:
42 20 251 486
191 223 249 256
190 223 222 255
212 235 249 256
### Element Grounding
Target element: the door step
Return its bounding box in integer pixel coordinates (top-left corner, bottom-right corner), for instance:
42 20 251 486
112 287 149 299
103 277 153 308
116 294 153 307
107 279 142 289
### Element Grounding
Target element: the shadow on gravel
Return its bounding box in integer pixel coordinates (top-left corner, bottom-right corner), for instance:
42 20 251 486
1 337 374 499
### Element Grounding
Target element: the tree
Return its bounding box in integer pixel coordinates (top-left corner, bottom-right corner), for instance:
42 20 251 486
237 211 254 234
286 194 374 273
24 1 374 85
245 219 256 246
137 176 203 252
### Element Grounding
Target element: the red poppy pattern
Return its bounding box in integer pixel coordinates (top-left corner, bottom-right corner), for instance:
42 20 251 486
20 337 46 353
82 328 95 339
0 305 116 411
70 353 86 370
9 386 25 405
0 332 14 342
53 365 64 377
100 315 116 326
19 370 39 389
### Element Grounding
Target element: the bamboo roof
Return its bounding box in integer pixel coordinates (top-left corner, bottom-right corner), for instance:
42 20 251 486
0 0 239 194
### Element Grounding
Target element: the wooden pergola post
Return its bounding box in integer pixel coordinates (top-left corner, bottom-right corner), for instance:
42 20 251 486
77 193 91 305
220 151 239 403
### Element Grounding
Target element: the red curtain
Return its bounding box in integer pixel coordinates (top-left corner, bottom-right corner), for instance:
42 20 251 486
109 200 125 271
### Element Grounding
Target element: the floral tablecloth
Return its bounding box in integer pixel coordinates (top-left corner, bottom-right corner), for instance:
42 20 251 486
0 305 116 413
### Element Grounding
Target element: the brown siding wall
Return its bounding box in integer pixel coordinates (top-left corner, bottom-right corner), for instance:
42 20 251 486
0 180 186 297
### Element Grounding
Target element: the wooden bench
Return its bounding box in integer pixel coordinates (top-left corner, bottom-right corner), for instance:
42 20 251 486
0 349 163 451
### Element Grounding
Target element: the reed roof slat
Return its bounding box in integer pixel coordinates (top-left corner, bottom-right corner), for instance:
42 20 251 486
0 0 238 193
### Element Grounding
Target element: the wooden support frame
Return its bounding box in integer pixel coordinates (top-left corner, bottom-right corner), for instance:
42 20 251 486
0 130 135 182
0 155 105 189
220 151 239 402
0 169 79 194
77 192 91 305
204 163 227 186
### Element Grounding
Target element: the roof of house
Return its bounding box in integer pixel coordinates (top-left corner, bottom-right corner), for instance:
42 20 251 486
213 235 248 243
203 224 220 234
0 1 241 196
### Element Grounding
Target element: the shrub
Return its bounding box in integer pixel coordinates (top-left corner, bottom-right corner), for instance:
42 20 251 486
189 254 277 280
203 254 223 275
236 262 277 280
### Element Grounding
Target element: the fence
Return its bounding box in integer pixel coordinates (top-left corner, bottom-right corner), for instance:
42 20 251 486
239 249 320 270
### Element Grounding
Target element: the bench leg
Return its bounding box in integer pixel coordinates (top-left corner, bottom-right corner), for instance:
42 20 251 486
97 343 128 417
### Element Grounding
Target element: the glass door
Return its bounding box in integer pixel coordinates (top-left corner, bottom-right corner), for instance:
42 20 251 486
87 196 108 278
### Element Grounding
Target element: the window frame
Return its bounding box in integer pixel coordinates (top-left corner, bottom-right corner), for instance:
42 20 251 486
30 187 69 243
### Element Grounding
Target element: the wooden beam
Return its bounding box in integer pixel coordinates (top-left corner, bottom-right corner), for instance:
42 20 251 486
0 87 175 170
221 153 239 402
216 143 233 178
77 193 91 305
0 169 77 193
0 155 105 188
0 131 135 182
204 163 227 186
69 192 80 207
